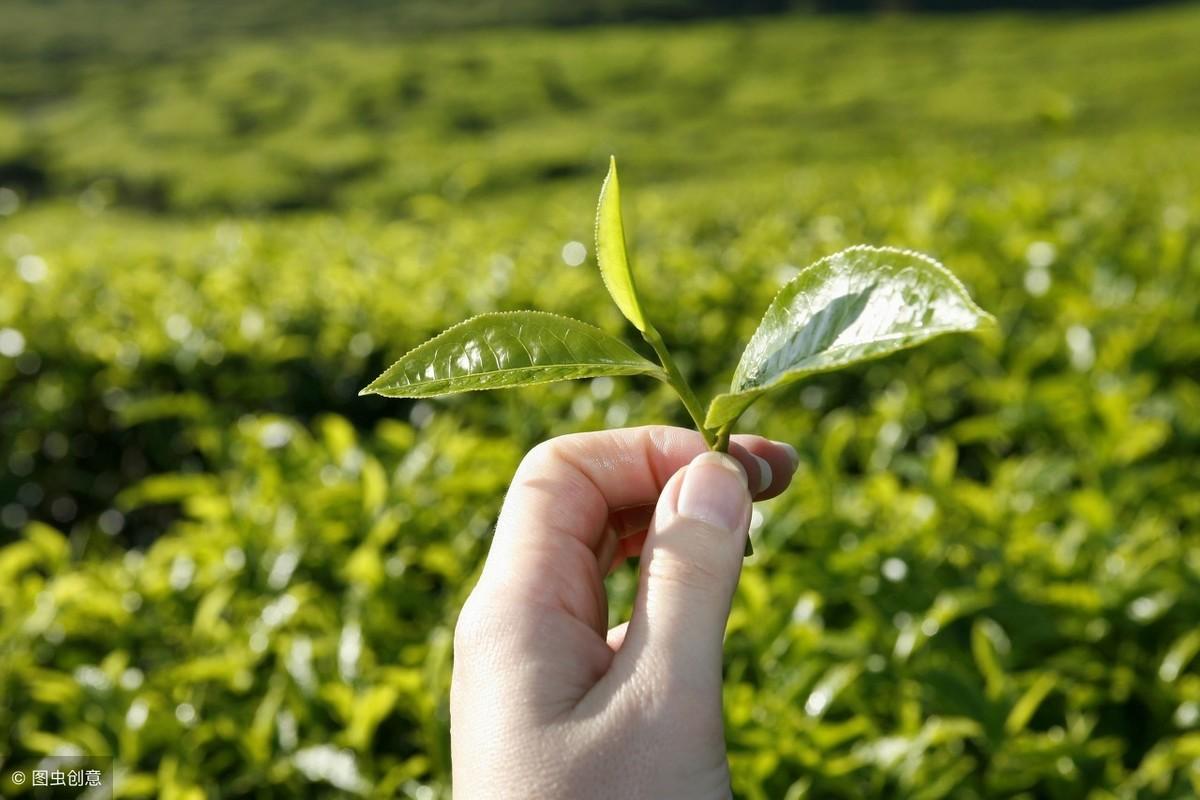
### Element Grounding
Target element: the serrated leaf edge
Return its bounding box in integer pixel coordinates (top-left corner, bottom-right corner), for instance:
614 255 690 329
360 310 663 398
731 244 996 392
704 245 996 428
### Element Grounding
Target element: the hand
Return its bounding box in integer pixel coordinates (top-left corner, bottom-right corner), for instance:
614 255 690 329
451 426 798 799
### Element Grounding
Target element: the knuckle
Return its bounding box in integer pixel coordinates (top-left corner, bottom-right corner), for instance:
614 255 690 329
517 436 569 476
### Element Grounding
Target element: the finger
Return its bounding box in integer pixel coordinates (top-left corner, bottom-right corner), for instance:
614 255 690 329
608 530 647 575
615 451 751 694
732 435 799 500
602 436 797 571
477 426 712 634
478 427 795 622
726 441 774 498
609 504 655 539
488 426 703 569
595 524 620 576
483 427 739 589
604 440 797 538
606 621 630 652
604 505 652 575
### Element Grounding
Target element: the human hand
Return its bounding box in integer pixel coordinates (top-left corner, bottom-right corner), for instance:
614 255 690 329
450 426 798 799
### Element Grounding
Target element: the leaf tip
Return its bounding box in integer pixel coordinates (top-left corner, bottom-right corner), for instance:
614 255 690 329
970 309 1002 342
594 155 648 333
599 156 619 201
359 372 391 396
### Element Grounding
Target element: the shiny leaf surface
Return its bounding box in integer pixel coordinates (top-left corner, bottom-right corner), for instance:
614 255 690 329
361 311 663 397
595 156 649 332
706 246 995 427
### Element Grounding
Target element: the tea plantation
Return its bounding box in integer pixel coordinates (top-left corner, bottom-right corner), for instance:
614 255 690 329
2 4 1199 797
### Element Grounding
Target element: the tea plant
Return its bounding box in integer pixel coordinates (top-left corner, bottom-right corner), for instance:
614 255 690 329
363 157 995 458
7 7 1200 796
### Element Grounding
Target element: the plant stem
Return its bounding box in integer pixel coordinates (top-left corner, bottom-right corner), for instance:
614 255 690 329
642 327 751 556
642 324 715 448
713 422 734 453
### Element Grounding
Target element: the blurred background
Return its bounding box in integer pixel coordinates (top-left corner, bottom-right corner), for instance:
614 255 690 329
2 0 1199 797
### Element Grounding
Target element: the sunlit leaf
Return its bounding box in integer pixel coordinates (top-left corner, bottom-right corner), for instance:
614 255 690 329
971 618 1012 698
706 246 995 428
1004 672 1058 735
1159 629 1200 683
361 311 664 397
595 156 649 332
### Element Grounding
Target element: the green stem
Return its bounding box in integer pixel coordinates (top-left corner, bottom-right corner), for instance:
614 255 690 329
642 324 714 448
642 327 753 556
713 422 734 453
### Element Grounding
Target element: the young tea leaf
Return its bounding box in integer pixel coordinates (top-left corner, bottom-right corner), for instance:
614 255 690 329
706 246 995 428
595 156 649 332
361 311 665 398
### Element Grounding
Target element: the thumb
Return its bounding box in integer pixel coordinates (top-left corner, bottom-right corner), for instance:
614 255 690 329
621 451 751 687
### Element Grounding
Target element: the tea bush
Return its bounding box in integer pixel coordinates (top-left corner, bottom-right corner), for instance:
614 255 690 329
2 4 1200 798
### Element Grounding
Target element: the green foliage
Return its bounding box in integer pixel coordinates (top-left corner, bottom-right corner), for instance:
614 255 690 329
361 311 664 397
2 4 1200 799
706 246 995 429
2 6 1199 213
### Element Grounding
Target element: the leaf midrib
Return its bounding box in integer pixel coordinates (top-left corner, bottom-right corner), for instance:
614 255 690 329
735 323 977 393
379 361 660 391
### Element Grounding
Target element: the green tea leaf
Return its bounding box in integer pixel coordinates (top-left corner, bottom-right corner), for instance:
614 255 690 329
361 311 664 398
595 156 649 332
706 246 995 428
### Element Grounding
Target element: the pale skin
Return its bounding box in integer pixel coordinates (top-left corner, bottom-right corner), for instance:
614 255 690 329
451 425 799 799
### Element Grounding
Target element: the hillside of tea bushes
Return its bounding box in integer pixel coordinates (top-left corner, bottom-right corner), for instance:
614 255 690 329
2 4 1200 798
